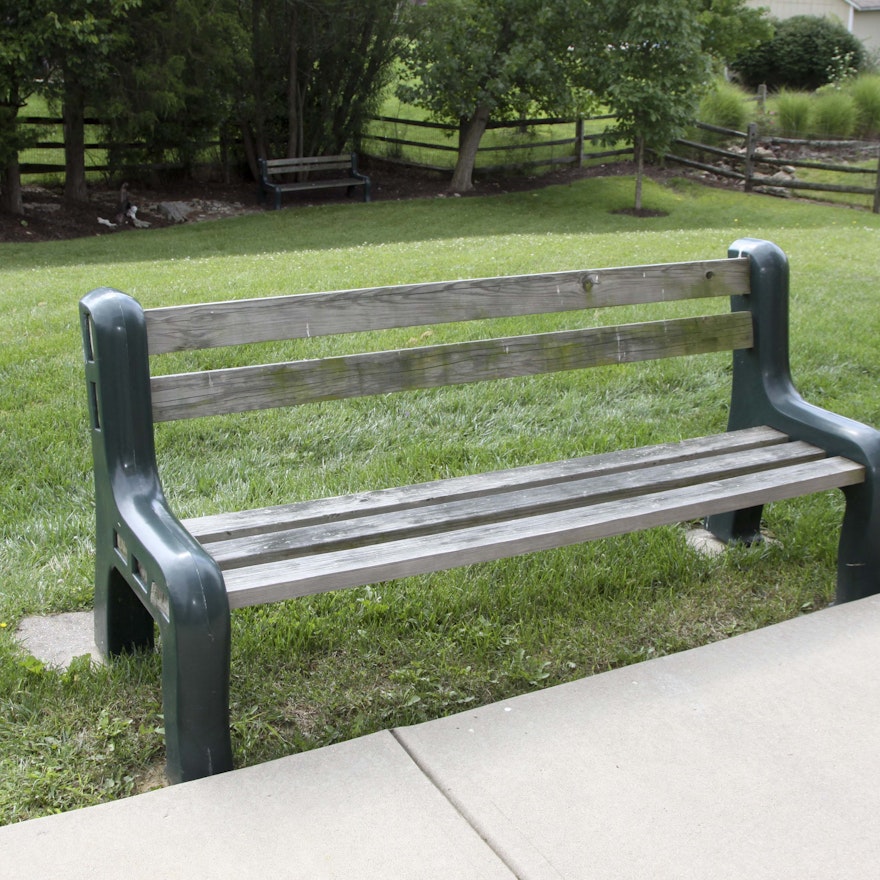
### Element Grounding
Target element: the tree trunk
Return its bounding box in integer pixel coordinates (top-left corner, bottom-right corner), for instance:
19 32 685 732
286 4 299 158
1 155 24 215
239 117 260 181
63 72 89 204
633 134 645 213
449 103 491 193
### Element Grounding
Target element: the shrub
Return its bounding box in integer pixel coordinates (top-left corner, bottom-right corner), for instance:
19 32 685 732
733 16 866 91
847 73 880 137
699 80 751 133
774 90 813 136
811 90 857 137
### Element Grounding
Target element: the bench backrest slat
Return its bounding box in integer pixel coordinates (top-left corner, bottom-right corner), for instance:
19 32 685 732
145 258 749 355
150 313 753 422
264 156 353 172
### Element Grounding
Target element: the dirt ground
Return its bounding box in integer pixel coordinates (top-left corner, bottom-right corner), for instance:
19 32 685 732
0 159 652 244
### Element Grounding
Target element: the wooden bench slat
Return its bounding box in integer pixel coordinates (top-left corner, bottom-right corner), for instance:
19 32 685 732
271 178 367 192
151 313 754 421
222 457 865 608
264 155 353 170
183 426 788 542
144 258 749 355
203 441 827 569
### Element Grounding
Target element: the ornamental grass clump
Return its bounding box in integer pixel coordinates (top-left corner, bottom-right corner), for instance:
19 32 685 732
848 73 880 137
811 90 857 137
698 80 751 142
775 90 813 137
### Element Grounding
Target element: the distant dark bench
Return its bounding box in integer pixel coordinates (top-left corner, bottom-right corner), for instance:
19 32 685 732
79 238 880 784
258 153 370 209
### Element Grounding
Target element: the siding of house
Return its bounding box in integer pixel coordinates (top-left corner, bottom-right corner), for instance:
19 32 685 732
745 0 880 50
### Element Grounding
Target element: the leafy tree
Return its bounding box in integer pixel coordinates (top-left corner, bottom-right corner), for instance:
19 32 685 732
577 0 711 212
732 16 866 91
697 0 773 70
240 0 401 177
41 0 142 202
398 0 589 193
98 0 245 178
0 1 52 213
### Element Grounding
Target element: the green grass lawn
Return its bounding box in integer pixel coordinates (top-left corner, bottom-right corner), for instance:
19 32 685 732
2 173 880 823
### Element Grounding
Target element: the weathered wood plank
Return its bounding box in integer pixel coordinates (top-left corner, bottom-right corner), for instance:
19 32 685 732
151 312 754 421
273 178 364 192
203 441 827 569
222 457 864 608
144 258 749 355
264 155 352 170
183 426 787 542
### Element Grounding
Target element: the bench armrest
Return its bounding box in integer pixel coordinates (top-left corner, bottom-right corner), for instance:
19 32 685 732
80 288 232 781
716 238 880 600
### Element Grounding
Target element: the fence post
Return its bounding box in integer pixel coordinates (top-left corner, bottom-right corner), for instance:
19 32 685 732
575 118 584 168
873 148 880 214
756 84 767 113
744 122 758 194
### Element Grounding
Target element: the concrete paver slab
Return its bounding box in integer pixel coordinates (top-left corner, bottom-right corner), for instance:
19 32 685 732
14 611 103 669
0 730 515 880
396 595 880 879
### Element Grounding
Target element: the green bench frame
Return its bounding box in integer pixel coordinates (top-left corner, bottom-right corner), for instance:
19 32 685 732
257 153 371 210
79 238 880 783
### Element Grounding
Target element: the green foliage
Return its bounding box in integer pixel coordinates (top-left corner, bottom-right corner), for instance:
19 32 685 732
243 0 402 162
696 0 773 68
576 0 711 209
99 0 245 175
398 0 583 122
774 89 813 137
733 15 866 91
698 79 751 133
397 0 587 191
847 73 880 137
0 1 53 184
585 0 711 152
811 90 857 137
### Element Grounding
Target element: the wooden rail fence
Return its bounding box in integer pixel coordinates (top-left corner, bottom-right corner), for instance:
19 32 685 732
16 113 880 213
665 121 880 214
360 114 632 173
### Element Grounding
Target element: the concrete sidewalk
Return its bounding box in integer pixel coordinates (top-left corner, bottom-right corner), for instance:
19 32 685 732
3 594 879 879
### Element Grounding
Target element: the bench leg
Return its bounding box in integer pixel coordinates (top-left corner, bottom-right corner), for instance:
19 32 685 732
705 506 764 546
94 562 154 656
836 481 880 603
159 612 233 783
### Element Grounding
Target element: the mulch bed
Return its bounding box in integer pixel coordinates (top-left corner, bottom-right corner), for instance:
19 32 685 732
0 159 650 244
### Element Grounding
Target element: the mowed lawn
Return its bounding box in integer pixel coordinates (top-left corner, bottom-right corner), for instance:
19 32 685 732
1 173 879 823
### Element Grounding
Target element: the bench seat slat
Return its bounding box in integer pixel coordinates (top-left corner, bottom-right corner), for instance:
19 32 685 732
184 426 788 542
151 313 754 421
144 258 749 354
203 441 828 569
221 456 865 608
271 178 367 192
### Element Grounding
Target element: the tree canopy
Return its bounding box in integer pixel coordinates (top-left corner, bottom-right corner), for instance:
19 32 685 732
398 0 590 192
576 0 711 210
400 0 770 197
0 0 775 210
